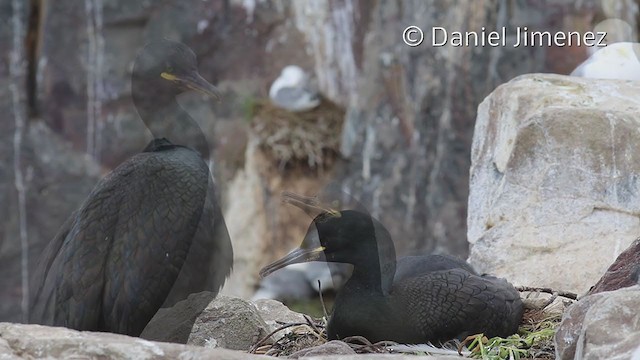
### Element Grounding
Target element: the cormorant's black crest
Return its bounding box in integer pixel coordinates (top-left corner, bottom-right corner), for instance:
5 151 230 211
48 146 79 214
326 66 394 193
307 210 383 263
134 39 198 82
133 39 221 102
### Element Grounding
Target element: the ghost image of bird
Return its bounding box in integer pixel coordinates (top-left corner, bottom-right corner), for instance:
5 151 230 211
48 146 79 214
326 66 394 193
571 42 640 81
269 65 320 112
260 190 523 344
252 262 350 302
29 39 233 337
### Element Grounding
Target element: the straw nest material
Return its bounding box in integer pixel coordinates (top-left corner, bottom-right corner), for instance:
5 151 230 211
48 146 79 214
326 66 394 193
248 96 345 169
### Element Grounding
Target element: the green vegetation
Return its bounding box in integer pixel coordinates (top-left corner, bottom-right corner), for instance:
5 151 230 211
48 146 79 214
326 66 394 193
240 95 259 122
466 313 559 360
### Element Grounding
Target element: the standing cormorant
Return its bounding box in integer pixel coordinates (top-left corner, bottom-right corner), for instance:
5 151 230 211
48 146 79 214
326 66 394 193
260 194 522 343
29 39 233 337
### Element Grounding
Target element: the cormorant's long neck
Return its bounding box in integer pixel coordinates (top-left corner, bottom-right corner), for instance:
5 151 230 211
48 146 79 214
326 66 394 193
132 81 210 160
347 259 385 295
344 224 397 296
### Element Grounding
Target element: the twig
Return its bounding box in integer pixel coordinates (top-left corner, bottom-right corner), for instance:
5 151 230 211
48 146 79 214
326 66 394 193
540 292 559 310
252 344 271 355
303 314 325 340
341 336 391 353
317 280 329 320
516 286 578 300
249 321 308 353
377 341 399 347
342 335 372 345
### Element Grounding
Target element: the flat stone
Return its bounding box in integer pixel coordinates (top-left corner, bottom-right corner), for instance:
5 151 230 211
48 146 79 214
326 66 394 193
0 322 265 360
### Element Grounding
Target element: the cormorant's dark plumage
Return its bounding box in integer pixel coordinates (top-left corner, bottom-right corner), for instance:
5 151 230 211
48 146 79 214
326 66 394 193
260 209 522 344
29 39 232 337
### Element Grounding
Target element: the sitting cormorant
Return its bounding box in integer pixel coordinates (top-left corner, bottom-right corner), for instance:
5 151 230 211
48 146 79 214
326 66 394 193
29 39 233 337
260 198 522 343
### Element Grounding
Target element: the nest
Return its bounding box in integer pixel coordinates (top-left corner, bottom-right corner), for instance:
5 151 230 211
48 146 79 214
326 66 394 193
249 97 345 170
250 316 327 357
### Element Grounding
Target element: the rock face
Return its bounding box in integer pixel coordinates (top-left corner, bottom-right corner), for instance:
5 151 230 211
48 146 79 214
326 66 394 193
554 286 640 360
0 0 86 325
293 0 591 259
468 74 640 294
588 237 640 294
224 0 616 298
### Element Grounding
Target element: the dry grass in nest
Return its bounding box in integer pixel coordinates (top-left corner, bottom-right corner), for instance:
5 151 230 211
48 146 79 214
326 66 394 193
264 328 326 357
250 316 327 357
248 97 345 170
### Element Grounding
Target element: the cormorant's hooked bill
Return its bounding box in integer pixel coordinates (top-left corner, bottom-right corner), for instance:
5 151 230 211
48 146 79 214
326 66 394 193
160 70 222 100
259 246 326 278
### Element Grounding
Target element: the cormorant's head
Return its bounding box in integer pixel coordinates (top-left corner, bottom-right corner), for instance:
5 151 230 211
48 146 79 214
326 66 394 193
259 210 384 277
132 39 221 100
308 210 378 262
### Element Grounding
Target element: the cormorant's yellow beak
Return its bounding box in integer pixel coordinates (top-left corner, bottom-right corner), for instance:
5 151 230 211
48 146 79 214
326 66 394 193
160 71 222 101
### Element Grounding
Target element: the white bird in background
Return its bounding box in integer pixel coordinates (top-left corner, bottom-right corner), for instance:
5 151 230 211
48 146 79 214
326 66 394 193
571 42 640 81
269 65 320 112
252 262 349 301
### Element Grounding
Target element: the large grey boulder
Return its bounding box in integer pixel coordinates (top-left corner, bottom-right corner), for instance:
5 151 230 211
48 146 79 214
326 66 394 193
141 291 216 344
554 286 640 360
251 298 307 339
143 295 308 345
188 296 272 351
468 74 640 294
